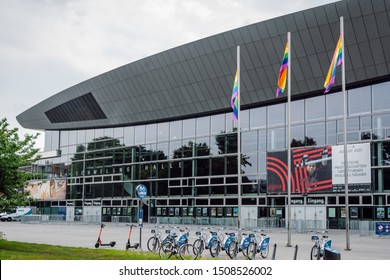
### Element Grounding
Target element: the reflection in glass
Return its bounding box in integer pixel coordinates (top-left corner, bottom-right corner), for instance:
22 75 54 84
60 131 69 147
196 116 210 137
268 103 285 127
306 122 325 146
268 127 285 150
211 114 225 135
372 81 390 113
240 110 249 131
290 99 304 124
291 125 304 146
326 91 343 119
135 125 145 144
124 126 134 146
348 86 371 116
306 95 325 121
242 131 257 154
158 122 169 142
146 124 157 143
183 119 196 138
170 120 182 140
170 140 182 159
242 153 257 175
250 107 266 129
326 121 337 145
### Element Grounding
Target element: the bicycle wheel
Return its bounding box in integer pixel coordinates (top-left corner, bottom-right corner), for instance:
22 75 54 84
193 239 204 256
310 245 320 260
179 243 198 260
260 244 269 258
159 241 174 259
209 240 221 258
246 241 257 260
227 240 238 259
147 237 160 252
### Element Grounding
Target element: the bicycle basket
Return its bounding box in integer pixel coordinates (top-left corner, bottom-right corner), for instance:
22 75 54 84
311 235 319 241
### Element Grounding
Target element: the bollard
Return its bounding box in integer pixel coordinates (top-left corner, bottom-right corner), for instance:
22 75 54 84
317 245 321 260
293 245 298 260
272 243 277 260
324 247 341 260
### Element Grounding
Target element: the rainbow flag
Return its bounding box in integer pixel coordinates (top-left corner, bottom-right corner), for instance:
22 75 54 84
324 34 343 93
231 69 239 120
276 41 288 97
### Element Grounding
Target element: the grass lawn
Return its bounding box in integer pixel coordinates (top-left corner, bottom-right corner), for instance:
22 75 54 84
0 239 164 260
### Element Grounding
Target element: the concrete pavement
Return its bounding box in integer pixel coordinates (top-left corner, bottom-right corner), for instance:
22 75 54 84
1 222 390 260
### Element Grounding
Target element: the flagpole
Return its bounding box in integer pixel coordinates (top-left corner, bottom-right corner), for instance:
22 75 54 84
286 32 292 247
340 16 351 251
236 45 242 232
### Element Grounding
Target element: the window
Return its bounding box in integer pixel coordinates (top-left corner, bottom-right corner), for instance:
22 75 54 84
290 99 304 124
242 131 257 154
135 126 145 144
170 120 182 140
211 114 225 134
250 107 266 129
268 127 285 150
196 116 210 137
326 91 343 119
372 81 390 113
183 119 196 138
306 122 325 146
158 122 169 142
268 103 285 127
348 86 371 116
146 124 157 143
306 95 325 122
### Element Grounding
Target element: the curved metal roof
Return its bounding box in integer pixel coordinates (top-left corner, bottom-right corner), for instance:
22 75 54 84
17 0 390 130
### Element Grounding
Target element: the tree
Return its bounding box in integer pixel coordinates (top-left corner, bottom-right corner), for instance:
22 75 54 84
0 118 40 212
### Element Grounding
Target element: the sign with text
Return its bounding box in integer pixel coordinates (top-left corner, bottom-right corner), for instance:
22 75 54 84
267 143 371 194
136 184 147 198
375 222 390 236
332 143 371 192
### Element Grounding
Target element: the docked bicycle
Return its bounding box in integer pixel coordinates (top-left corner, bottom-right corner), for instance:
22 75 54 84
310 230 331 260
246 230 270 260
159 227 198 260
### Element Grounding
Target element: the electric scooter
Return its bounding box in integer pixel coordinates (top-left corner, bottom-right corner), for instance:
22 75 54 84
125 224 140 250
95 223 116 248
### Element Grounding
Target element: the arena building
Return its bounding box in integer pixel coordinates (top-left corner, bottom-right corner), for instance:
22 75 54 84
17 0 390 229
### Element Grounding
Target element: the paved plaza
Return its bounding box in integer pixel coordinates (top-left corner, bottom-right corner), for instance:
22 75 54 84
1 222 390 260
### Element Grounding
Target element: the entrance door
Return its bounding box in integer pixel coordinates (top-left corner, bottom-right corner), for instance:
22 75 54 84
305 206 326 230
241 206 257 228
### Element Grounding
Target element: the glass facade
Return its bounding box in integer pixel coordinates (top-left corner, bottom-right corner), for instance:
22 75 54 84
33 81 390 225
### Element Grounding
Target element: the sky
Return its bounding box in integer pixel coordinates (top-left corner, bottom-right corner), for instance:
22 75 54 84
0 0 338 151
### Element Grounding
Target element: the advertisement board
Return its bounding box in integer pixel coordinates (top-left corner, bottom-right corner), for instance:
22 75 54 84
267 143 371 194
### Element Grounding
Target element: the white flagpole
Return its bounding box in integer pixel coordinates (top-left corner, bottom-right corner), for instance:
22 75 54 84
286 32 292 247
237 46 242 232
340 16 351 251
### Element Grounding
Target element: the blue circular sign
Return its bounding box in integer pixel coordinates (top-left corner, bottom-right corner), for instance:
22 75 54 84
136 184 147 198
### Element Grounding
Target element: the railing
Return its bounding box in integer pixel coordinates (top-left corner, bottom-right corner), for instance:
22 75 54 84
19 214 383 236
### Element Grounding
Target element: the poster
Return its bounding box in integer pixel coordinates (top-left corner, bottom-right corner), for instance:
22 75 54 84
332 143 371 192
226 208 232 217
267 146 332 194
351 207 358 218
267 143 371 194
341 207 346 218
377 207 385 219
